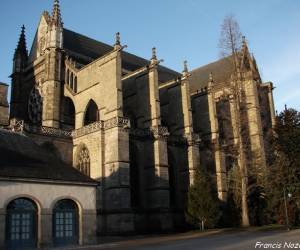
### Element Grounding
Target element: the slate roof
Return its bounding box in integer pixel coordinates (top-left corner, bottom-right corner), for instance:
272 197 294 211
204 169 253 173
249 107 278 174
63 28 180 82
0 129 97 185
189 56 234 93
29 27 234 92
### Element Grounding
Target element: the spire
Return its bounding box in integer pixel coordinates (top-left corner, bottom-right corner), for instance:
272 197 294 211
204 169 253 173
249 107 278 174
50 0 63 27
14 25 28 60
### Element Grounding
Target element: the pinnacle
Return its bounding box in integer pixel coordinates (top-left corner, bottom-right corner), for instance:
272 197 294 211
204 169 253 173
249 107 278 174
14 25 28 59
183 60 188 73
209 72 214 83
51 0 63 27
151 47 157 60
115 32 121 46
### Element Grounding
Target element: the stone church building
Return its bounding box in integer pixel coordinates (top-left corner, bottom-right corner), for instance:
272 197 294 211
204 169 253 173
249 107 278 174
0 0 276 248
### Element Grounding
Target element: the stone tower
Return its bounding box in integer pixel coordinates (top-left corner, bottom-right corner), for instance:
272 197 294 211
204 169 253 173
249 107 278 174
42 0 63 128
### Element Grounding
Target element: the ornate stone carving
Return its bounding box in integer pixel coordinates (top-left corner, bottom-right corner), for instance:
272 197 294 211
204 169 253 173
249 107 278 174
72 121 103 138
35 125 71 138
77 146 90 176
150 125 169 139
9 118 24 133
184 132 201 146
8 118 71 138
103 117 130 130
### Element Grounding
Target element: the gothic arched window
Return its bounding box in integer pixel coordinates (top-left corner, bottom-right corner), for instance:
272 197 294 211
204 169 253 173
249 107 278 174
74 77 77 93
84 99 99 126
66 69 69 85
70 73 74 90
77 146 90 176
62 97 75 129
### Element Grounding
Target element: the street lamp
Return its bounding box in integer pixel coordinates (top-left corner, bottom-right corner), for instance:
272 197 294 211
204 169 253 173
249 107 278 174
283 187 290 230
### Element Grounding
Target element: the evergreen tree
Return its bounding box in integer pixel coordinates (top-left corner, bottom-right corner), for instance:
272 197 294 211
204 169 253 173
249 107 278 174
267 107 300 226
185 168 220 229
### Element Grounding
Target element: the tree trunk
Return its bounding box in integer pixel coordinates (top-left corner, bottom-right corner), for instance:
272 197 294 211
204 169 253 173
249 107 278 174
240 147 250 227
241 174 250 226
234 90 250 227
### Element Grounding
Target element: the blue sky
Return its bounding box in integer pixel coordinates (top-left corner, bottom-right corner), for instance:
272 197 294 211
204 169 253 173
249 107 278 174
0 0 299 111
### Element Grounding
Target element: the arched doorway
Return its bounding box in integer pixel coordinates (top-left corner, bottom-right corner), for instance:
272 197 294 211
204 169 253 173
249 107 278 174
83 99 99 126
5 198 37 249
53 199 79 246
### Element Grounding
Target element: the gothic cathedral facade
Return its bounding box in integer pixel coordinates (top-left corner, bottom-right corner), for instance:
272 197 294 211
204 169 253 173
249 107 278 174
7 0 276 234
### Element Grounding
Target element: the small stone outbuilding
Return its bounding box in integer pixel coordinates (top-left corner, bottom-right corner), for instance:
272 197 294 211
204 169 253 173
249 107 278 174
0 129 98 249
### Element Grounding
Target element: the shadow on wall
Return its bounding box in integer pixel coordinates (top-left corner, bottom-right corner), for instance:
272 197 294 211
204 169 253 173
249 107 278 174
94 129 193 235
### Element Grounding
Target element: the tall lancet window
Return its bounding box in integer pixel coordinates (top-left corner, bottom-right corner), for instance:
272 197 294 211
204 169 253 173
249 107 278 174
28 85 42 125
77 145 90 176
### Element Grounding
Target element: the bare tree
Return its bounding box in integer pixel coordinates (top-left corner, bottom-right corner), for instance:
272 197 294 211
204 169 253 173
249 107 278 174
218 14 250 227
218 14 243 59
230 85 250 227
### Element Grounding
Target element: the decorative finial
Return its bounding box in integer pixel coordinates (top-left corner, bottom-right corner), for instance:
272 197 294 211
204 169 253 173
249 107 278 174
115 32 121 46
183 60 188 73
151 47 157 60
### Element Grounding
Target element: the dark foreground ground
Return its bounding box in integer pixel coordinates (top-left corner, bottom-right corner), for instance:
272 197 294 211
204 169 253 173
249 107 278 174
55 228 300 250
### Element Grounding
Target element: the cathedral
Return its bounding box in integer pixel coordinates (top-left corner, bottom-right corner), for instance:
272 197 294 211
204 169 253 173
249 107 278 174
0 0 276 248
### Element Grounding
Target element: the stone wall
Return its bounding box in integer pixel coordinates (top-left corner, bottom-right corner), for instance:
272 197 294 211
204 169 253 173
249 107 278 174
0 83 9 126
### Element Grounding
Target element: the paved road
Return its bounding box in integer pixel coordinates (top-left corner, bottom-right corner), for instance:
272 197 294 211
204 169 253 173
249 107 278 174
62 229 300 250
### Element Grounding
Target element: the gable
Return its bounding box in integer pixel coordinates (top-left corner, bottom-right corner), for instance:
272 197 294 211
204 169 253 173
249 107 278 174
29 12 50 62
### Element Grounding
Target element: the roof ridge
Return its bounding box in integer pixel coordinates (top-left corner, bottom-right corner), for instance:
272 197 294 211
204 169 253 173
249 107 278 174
63 28 112 48
191 55 233 72
63 28 180 76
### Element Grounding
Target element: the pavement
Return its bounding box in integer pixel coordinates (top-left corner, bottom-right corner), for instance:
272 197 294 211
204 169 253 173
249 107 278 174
53 228 300 250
